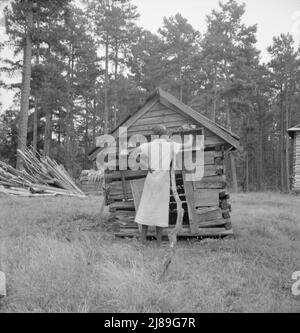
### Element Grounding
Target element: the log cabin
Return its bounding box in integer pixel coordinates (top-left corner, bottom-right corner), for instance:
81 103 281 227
88 88 240 238
288 124 300 193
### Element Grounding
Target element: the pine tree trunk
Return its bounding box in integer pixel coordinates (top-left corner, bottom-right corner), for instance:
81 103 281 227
65 42 75 175
104 34 109 134
179 69 183 102
33 6 40 153
84 99 89 170
285 86 290 192
230 152 238 193
211 65 217 122
245 152 249 192
256 126 263 191
226 98 238 192
280 86 285 192
92 98 96 146
16 2 33 170
44 110 52 156
113 39 119 129
256 94 264 191
33 95 39 151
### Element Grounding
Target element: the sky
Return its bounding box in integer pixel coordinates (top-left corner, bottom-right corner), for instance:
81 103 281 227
132 0 300 58
0 0 300 111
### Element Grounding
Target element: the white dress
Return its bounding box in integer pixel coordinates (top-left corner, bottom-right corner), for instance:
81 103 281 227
135 139 181 228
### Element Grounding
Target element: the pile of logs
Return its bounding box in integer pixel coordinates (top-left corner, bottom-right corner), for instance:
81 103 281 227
0 148 86 198
79 170 103 195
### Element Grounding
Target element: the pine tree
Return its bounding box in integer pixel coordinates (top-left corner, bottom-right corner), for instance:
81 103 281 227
158 13 200 102
86 0 139 134
268 34 300 192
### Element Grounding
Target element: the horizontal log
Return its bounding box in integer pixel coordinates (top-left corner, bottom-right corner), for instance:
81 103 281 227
105 165 223 184
194 189 220 207
196 207 222 222
108 194 133 201
109 201 135 212
193 175 226 189
105 170 148 182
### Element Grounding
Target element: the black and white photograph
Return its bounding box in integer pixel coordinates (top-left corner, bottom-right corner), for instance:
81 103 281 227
0 0 299 315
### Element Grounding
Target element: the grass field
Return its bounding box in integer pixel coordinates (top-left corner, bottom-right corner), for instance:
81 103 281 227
0 192 299 313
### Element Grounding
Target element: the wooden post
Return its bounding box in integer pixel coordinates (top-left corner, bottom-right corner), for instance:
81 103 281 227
182 173 198 234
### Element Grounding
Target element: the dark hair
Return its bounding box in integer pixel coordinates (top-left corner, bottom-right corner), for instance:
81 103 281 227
152 125 167 136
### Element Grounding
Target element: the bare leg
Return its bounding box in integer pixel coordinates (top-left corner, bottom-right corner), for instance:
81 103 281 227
141 225 148 245
156 227 163 247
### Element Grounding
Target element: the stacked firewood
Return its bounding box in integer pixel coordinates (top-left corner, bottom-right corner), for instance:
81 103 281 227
0 147 86 198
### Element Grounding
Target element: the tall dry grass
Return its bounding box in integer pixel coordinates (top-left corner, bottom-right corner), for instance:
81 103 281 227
0 192 299 313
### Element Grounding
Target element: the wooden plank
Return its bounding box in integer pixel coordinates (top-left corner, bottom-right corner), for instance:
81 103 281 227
133 114 186 127
182 171 199 234
144 108 177 118
105 170 148 182
109 180 132 193
187 165 223 177
126 127 188 137
128 120 186 133
196 207 222 222
109 201 135 212
109 193 133 201
194 189 220 207
204 135 226 147
197 218 229 228
193 175 226 189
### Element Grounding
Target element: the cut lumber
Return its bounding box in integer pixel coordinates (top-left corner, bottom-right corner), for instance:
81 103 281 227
0 147 86 198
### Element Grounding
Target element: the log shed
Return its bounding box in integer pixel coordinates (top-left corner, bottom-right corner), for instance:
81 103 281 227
88 88 240 238
288 124 300 193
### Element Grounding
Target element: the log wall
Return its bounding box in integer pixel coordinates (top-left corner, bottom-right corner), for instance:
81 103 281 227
295 133 300 191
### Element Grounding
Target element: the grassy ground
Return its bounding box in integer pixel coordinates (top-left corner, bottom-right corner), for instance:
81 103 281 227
0 192 299 313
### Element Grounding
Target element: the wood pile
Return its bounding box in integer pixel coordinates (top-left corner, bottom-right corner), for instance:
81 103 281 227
0 148 86 198
79 170 103 195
